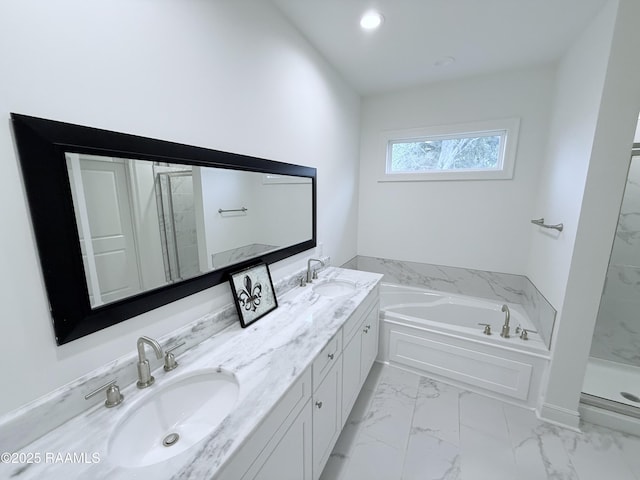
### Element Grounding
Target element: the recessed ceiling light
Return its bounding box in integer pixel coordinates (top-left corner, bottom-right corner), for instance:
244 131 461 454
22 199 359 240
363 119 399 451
360 11 384 30
434 56 456 67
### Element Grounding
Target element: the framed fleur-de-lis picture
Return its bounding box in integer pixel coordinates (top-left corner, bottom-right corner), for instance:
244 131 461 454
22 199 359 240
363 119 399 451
229 262 278 328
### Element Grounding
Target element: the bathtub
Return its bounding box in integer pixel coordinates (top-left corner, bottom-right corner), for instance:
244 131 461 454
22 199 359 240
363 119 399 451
377 283 550 407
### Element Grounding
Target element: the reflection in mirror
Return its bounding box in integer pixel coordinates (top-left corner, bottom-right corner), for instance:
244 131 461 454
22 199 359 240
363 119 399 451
11 113 316 344
65 154 312 309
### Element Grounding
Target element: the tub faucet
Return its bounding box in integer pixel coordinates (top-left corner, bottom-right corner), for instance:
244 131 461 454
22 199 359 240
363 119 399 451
136 336 164 389
500 305 511 338
306 258 325 283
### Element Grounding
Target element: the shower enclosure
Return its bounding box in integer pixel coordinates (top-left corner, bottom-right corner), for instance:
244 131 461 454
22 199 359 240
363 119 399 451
155 165 201 283
582 144 640 420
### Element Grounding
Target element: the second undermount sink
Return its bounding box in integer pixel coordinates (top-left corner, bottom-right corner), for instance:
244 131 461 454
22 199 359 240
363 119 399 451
312 280 357 298
109 369 239 468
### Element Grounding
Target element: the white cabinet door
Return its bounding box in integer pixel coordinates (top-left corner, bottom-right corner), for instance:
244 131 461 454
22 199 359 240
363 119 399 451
250 401 313 480
360 306 379 380
341 332 362 424
312 356 342 480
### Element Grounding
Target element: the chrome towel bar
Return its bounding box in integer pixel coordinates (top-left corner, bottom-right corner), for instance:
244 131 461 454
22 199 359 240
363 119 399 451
218 207 248 214
531 218 563 232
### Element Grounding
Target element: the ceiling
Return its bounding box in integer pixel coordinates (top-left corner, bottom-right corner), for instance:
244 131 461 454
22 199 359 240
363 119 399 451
272 0 610 95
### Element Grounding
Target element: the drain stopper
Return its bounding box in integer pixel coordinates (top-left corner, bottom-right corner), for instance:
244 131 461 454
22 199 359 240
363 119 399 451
162 432 180 447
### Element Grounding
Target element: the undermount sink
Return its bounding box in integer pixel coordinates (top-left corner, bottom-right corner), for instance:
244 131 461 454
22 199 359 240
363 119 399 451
312 280 357 298
109 369 239 468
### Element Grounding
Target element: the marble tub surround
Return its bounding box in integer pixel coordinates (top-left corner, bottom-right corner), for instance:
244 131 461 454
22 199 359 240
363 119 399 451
343 255 556 349
0 256 331 455
0 267 382 480
211 243 278 269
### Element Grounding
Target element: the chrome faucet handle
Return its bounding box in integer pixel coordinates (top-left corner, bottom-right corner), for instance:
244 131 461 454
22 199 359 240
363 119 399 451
312 270 319 280
520 329 538 340
477 323 491 335
163 341 186 372
85 379 124 408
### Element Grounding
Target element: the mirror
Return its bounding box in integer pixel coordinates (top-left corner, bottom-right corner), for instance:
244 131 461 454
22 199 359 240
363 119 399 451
65 154 312 308
11 114 316 344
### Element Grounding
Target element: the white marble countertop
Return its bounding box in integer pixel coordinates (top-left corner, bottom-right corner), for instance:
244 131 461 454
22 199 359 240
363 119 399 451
0 267 382 480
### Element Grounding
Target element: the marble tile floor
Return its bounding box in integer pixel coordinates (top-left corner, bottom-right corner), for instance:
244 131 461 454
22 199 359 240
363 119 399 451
320 363 640 480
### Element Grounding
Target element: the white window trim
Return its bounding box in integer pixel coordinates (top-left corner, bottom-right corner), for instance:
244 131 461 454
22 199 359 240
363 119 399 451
379 118 520 182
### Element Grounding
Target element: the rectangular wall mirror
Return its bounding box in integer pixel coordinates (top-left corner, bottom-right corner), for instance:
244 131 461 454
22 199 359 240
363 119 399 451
11 114 316 344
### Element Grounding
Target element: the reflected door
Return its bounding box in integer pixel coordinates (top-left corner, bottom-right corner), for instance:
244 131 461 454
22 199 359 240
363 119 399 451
68 155 142 306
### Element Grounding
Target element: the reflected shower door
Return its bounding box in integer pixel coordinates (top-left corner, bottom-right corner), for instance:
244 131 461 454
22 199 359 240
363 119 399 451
156 169 201 283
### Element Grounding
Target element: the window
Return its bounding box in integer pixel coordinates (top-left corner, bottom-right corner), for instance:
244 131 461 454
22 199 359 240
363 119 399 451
381 118 519 181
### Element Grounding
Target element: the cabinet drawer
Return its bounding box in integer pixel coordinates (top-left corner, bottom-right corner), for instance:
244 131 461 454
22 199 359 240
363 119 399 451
312 332 342 391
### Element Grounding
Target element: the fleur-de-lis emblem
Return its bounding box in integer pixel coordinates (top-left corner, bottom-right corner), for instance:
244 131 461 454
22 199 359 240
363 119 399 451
237 275 262 312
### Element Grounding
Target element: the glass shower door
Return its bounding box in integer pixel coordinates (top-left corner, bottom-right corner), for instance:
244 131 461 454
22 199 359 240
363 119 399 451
583 146 640 416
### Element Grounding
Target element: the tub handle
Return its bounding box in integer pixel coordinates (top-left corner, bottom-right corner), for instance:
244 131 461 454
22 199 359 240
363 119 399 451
520 328 537 340
478 323 492 335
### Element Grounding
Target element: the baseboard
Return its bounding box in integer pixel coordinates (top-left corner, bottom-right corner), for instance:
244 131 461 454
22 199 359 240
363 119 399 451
579 399 640 437
578 393 640 436
538 402 581 431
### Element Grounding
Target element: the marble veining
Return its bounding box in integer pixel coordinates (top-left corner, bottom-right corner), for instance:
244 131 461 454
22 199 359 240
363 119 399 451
343 255 556 349
211 243 278 270
591 155 640 368
321 363 640 480
0 266 381 479
0 257 330 455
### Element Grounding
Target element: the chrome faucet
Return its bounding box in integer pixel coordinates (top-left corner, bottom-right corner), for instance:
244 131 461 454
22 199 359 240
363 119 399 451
306 258 325 283
500 304 511 338
136 336 164 388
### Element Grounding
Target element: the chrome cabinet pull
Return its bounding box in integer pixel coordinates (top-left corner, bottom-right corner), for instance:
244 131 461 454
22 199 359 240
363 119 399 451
315 401 323 409
328 353 334 360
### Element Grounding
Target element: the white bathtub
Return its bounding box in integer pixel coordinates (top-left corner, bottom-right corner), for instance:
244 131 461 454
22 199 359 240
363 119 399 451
378 283 550 406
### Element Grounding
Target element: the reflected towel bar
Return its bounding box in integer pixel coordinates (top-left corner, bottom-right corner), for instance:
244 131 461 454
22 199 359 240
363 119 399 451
218 207 248 214
531 218 563 232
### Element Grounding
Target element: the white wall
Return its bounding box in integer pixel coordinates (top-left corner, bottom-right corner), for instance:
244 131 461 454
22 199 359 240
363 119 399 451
254 179 312 248
199 169 313 265
129 160 166 290
358 66 555 274
200 168 257 267
0 0 360 415
531 0 640 427
525 2 617 311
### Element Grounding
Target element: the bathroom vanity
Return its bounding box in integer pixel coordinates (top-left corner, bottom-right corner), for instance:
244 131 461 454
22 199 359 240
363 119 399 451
0 267 382 480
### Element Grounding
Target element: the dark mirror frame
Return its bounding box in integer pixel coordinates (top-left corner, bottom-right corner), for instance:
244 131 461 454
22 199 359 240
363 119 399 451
11 113 316 345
